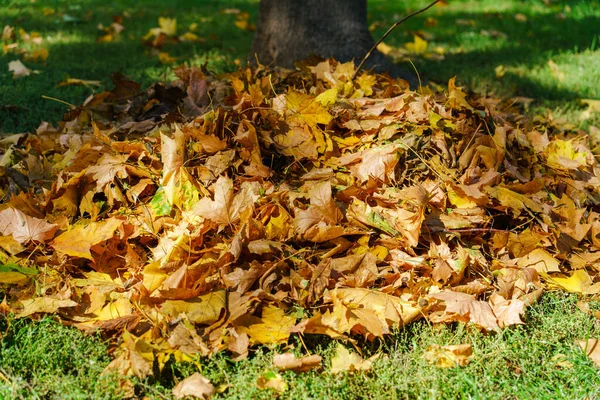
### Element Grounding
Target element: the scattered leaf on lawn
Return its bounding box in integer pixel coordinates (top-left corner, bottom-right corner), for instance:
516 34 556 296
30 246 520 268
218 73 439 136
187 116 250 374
577 339 600 366
273 353 322 373
172 373 215 399
423 344 473 368
256 370 287 392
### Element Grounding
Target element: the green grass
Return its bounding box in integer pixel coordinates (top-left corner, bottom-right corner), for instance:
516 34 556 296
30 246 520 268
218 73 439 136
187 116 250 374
1 0 599 133
2 293 600 399
2 0 600 398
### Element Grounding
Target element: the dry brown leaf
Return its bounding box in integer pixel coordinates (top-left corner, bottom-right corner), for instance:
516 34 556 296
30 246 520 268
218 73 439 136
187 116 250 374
577 339 600 366
272 353 322 373
0 208 58 244
172 373 215 399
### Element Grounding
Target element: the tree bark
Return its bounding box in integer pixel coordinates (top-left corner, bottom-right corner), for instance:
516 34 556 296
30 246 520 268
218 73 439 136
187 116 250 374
249 0 417 86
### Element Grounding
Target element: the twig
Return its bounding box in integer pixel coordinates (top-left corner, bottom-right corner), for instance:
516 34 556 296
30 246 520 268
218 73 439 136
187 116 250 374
352 0 442 80
41 95 76 108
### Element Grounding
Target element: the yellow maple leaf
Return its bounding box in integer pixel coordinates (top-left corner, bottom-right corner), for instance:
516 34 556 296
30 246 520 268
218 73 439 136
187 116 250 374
241 305 296 344
551 270 600 295
161 291 226 325
405 35 428 54
517 248 561 274
158 17 177 36
285 90 333 127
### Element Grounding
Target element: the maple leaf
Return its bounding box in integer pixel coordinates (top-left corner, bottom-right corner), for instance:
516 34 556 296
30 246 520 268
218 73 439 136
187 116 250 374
304 288 421 339
161 291 226 325
0 208 58 244
338 143 402 183
192 176 259 226
550 270 600 295
447 77 474 110
405 35 428 54
281 90 333 128
16 297 78 318
430 290 499 331
516 248 561 274
57 78 102 88
294 181 344 242
578 339 600 367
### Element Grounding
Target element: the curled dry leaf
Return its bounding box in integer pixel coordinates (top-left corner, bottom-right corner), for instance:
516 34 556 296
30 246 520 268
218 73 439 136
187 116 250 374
577 339 600 367
172 373 215 399
272 352 322 373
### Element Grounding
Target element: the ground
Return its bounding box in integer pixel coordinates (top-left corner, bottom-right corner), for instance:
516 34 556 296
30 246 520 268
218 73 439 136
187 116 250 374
1 0 600 399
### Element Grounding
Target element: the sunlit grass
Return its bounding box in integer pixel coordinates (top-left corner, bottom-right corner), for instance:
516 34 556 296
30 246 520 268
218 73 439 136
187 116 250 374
2 293 600 399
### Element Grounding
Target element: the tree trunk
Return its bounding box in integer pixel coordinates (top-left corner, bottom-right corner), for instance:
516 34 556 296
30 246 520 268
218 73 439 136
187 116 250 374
249 0 417 86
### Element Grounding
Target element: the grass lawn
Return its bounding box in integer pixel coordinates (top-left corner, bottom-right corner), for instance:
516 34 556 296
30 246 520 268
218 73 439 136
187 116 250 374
2 0 600 398
2 293 600 399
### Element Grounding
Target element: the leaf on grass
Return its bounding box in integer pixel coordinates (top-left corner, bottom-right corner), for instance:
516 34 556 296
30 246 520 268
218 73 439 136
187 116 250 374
330 344 372 373
405 35 428 54
0 208 58 244
256 370 287 392
273 353 322 373
423 344 473 368
431 290 499 331
0 263 37 285
57 78 102 88
8 60 32 78
172 373 215 399
577 339 600 366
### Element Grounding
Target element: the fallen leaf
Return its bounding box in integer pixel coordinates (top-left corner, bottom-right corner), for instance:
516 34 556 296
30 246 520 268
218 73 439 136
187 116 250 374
405 35 427 54
256 370 287 392
577 339 600 366
330 344 372 373
0 208 58 244
172 373 215 399
8 60 31 78
423 344 473 368
273 353 322 373
551 270 600 295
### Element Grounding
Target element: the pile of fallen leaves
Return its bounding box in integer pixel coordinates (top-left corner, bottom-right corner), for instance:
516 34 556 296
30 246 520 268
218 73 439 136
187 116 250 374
1 59 600 393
